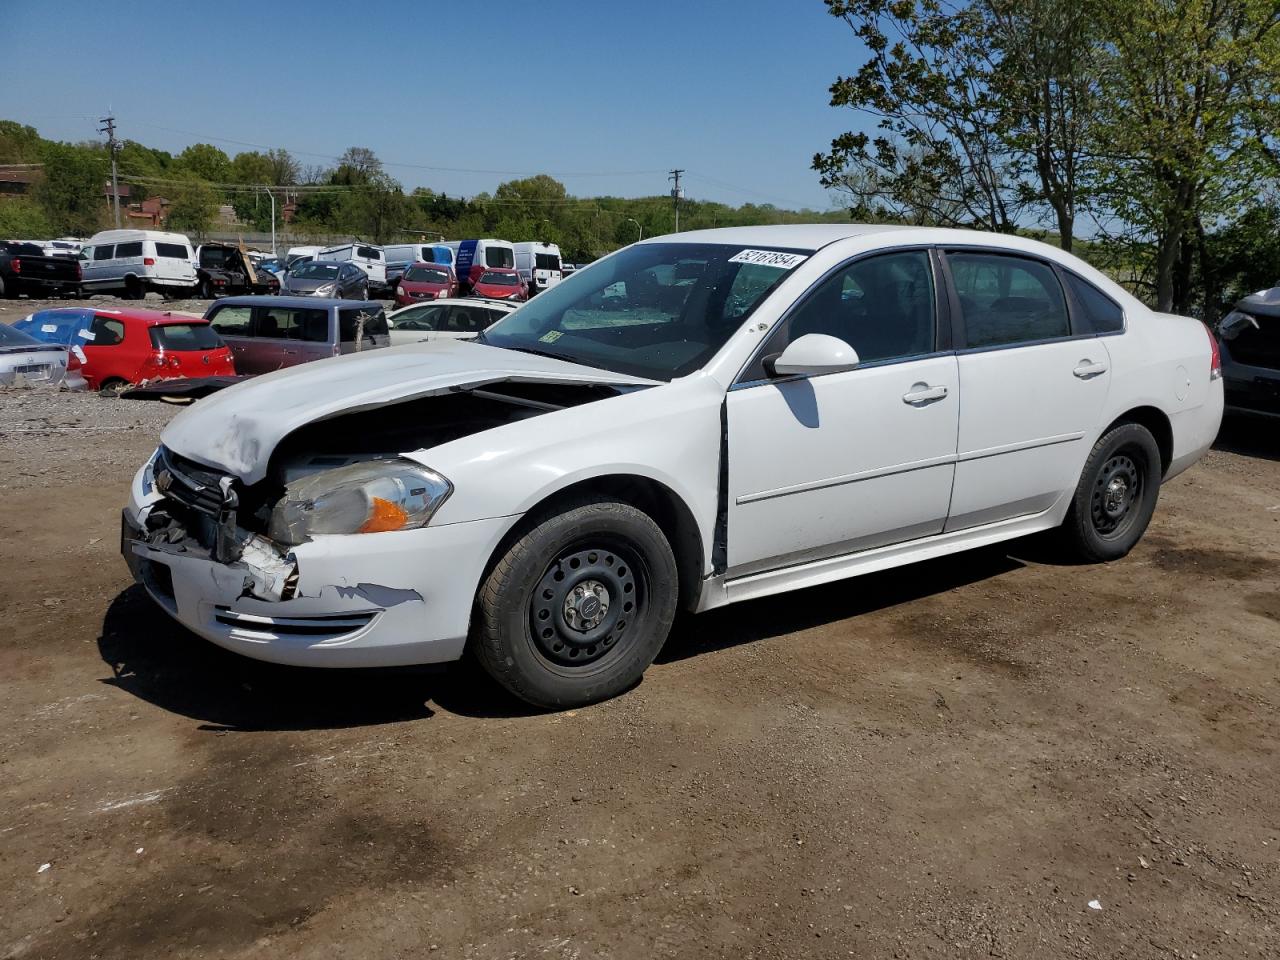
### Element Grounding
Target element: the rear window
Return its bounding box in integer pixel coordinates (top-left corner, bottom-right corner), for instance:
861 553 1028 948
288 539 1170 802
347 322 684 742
116 241 143 258
156 242 191 260
339 307 388 342
485 247 514 268
5 242 46 257
149 323 223 351
534 253 560 270
405 266 450 283
13 310 91 344
479 271 519 285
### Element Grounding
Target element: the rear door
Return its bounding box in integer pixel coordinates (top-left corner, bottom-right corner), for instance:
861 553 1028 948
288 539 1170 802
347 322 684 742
206 304 257 371
254 304 332 368
942 249 1112 531
339 305 388 353
153 240 196 287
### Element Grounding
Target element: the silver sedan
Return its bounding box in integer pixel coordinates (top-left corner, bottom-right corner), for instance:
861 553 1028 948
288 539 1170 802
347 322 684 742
0 323 87 389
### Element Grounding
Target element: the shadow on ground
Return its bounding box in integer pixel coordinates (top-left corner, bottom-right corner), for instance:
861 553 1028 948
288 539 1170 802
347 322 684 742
1214 414 1280 462
101 544 1026 728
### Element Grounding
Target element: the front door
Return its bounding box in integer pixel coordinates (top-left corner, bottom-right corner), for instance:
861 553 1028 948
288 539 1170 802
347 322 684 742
726 249 959 577
942 250 1113 530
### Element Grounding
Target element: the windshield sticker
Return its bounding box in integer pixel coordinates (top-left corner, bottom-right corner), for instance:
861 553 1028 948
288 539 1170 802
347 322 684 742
539 330 564 344
728 249 808 270
41 324 57 333
78 329 96 340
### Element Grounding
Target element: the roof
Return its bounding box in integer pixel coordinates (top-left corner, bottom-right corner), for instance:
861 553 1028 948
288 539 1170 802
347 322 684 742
214 295 379 310
648 223 915 251
79 307 209 326
87 229 191 245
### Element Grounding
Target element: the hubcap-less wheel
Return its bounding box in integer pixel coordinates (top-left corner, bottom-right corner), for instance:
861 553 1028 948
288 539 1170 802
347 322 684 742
1091 450 1143 538
530 545 641 667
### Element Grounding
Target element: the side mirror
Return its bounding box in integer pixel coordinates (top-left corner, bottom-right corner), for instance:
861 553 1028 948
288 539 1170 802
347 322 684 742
763 333 860 378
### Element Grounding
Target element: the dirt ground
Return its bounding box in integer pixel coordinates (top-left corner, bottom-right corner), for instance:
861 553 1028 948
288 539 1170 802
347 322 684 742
1 293 1279 959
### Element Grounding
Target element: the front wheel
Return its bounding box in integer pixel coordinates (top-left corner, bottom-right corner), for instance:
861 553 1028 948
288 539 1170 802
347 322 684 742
1056 422 1162 562
472 499 679 709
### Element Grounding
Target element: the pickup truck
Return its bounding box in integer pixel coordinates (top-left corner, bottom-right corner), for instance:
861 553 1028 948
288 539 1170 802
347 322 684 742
195 243 279 299
0 241 81 299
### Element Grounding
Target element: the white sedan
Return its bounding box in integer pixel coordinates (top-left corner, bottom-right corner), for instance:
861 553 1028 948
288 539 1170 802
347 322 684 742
386 298 518 345
121 225 1223 708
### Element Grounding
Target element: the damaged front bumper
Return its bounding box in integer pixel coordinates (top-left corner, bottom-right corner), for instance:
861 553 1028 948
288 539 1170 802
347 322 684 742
121 461 512 668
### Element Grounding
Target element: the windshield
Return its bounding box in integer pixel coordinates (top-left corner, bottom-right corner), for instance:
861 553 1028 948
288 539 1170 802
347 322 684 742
406 266 450 283
479 271 519 285
12 309 92 344
291 262 339 279
485 247 515 268
0 323 43 347
479 242 805 380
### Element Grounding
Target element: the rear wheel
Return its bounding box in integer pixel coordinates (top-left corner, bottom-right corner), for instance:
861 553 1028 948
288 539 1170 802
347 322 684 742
98 377 129 396
198 278 213 299
473 499 679 709
123 276 143 300
0 276 9 299
1057 422 1162 562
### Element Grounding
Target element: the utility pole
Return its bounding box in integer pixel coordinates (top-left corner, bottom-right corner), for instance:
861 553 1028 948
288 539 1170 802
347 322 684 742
99 115 121 228
261 186 276 256
668 169 684 233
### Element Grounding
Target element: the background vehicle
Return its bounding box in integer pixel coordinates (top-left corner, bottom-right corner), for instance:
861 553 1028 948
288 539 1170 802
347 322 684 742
442 238 515 293
284 246 323 270
513 240 562 296
0 241 81 299
394 262 458 305
195 243 279 298
317 243 386 293
384 243 454 291
385 297 516 344
0 322 86 389
469 268 526 301
256 257 287 278
17 306 232 391
79 230 197 299
205 295 389 373
41 238 84 259
1215 286 1280 419
282 260 368 299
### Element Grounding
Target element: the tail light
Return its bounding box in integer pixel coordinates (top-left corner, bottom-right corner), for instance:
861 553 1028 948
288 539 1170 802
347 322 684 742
10 258 19 273
75 261 83 280
1207 323 1221 381
144 257 155 267
66 350 82 371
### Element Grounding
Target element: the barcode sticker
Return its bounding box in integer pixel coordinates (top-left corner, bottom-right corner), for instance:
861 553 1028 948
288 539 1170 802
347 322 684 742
728 249 808 270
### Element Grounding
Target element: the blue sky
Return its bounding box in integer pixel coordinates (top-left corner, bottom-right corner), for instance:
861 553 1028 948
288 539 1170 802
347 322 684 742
5 0 868 211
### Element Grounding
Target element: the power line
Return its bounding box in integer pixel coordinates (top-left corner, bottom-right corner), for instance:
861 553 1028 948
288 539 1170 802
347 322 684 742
98 116 121 228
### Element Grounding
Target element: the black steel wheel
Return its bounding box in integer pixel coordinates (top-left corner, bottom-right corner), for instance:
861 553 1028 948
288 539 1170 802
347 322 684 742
473 498 678 709
1057 422 1162 562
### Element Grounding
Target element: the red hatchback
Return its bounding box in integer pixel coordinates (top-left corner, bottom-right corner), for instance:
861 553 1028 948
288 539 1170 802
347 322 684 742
395 262 459 306
470 268 527 302
74 308 235 391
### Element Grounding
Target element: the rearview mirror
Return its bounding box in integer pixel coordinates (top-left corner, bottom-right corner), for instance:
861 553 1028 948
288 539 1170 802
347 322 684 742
764 333 860 378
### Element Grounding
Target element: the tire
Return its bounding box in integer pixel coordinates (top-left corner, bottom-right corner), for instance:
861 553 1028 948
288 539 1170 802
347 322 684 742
123 276 143 300
0 276 9 299
198 278 213 299
1056 422 1162 562
473 498 679 709
359 282 369 301
98 378 129 396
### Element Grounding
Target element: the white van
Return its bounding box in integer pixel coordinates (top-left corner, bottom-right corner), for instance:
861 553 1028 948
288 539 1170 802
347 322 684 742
79 229 198 299
513 241 563 295
285 246 324 270
441 239 516 292
317 243 386 290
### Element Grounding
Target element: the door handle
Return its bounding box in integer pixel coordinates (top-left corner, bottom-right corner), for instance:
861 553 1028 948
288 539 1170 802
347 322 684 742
902 383 949 406
1073 360 1108 379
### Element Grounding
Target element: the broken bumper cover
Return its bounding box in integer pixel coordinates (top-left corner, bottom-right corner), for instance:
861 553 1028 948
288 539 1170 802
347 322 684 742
122 468 512 668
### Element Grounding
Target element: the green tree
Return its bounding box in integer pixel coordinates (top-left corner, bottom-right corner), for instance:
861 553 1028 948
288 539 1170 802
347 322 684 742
35 142 106 235
0 198 53 237
175 142 231 182
0 120 44 164
164 175 218 236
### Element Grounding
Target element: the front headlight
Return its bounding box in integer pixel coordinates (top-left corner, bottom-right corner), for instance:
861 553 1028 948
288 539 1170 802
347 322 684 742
268 460 452 546
314 283 336 296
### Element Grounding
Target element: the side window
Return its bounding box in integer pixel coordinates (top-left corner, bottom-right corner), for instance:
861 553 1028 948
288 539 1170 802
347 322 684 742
115 241 143 259
754 250 936 376
357 245 380 261
1063 271 1124 335
393 305 445 330
89 315 125 346
445 305 489 333
93 245 114 261
208 306 253 337
256 307 328 341
948 252 1069 348
339 307 384 342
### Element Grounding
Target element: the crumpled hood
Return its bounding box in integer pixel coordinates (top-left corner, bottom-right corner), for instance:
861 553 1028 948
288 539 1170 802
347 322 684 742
160 339 657 484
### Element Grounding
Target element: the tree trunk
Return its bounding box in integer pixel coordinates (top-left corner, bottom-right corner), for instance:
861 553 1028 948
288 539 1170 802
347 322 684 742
1155 228 1180 312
